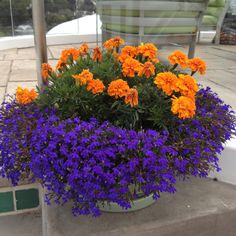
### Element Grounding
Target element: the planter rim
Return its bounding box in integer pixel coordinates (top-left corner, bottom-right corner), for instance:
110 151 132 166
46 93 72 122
99 193 155 213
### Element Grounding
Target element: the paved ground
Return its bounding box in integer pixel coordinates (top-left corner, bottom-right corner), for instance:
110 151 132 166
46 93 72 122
0 41 235 111
1 178 236 236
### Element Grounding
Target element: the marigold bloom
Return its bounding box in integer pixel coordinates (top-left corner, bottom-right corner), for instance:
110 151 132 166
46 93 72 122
168 50 188 69
177 74 198 98
150 57 160 64
79 43 89 55
119 46 137 63
103 37 125 51
154 72 178 96
171 96 196 119
138 61 155 78
60 48 80 63
122 58 142 78
41 63 53 81
188 57 206 75
137 43 158 59
56 59 66 70
107 79 130 98
87 79 105 94
92 46 102 62
16 86 38 105
72 69 93 86
125 88 138 107
112 36 125 48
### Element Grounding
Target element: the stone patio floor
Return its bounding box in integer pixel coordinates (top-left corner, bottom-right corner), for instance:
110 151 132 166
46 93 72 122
0 41 235 112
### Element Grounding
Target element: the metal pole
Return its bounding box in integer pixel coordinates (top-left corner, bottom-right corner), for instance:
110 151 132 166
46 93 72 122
9 0 15 36
32 0 48 88
32 3 50 236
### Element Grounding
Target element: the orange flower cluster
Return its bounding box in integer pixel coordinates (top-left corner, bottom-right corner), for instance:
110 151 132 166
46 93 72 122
92 46 102 62
56 48 80 69
103 36 124 51
177 74 198 99
41 63 52 81
122 58 141 78
16 86 37 105
138 61 155 78
188 57 206 75
79 43 89 56
168 50 188 69
87 79 105 94
107 79 129 98
108 79 138 107
124 88 138 107
72 69 93 86
137 43 158 59
119 46 137 63
154 72 178 96
171 96 196 119
154 72 198 119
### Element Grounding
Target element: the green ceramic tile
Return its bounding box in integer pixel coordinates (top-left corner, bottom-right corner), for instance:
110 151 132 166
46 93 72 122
0 191 14 213
15 188 39 210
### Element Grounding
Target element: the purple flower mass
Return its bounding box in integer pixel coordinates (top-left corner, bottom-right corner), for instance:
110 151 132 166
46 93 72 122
0 88 235 216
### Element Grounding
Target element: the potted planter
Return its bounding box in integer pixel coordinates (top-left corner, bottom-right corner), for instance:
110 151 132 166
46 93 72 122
0 38 235 216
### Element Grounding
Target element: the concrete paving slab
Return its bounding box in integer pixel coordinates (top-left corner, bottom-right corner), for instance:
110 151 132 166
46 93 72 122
0 87 6 104
0 61 11 86
9 69 37 82
12 59 36 70
0 211 42 236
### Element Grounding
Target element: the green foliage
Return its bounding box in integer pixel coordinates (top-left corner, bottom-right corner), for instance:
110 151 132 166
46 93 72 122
36 45 178 131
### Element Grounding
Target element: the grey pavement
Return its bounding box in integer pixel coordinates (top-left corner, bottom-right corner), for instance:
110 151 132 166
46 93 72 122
1 178 236 236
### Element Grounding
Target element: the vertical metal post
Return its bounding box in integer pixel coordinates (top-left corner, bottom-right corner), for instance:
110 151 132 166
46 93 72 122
32 3 50 236
32 0 48 88
9 0 15 36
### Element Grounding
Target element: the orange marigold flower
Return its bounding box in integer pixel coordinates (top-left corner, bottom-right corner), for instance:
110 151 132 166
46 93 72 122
87 79 105 94
150 57 160 64
171 96 196 119
92 46 102 62
103 37 125 51
168 50 188 69
122 58 142 78
79 43 89 56
124 88 138 107
16 86 38 105
60 48 80 63
103 39 114 52
177 74 198 98
112 36 125 48
119 46 137 63
154 72 178 96
41 63 53 81
137 43 158 59
138 61 155 78
188 57 206 75
56 59 66 70
107 79 130 98
72 69 93 86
